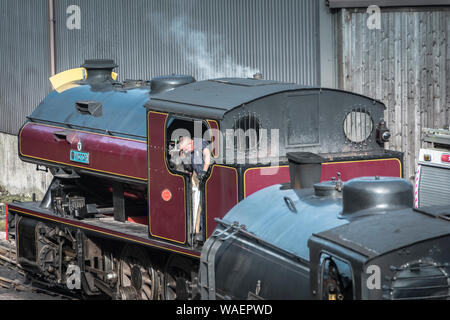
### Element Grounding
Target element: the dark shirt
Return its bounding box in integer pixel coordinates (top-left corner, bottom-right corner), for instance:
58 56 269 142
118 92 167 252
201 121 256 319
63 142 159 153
190 139 210 175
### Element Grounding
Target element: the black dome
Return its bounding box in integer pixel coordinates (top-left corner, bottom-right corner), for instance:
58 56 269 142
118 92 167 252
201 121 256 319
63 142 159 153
341 177 413 219
150 75 196 95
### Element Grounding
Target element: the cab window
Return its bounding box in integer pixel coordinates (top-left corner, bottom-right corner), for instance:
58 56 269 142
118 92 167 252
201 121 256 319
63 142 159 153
320 253 354 300
166 116 209 175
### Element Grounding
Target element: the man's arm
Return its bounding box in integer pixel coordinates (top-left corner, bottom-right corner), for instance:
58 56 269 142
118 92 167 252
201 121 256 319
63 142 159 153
202 147 211 172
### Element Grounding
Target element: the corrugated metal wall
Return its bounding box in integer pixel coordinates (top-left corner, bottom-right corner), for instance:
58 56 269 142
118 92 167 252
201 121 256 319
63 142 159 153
54 0 320 84
3 1 450 184
337 7 450 181
0 0 51 135
0 0 321 136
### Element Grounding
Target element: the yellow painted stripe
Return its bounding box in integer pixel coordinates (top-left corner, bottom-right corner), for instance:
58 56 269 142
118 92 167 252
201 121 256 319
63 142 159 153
49 68 85 91
49 68 118 93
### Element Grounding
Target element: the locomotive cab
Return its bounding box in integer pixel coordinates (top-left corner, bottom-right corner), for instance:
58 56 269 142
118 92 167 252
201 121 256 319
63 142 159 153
145 77 404 251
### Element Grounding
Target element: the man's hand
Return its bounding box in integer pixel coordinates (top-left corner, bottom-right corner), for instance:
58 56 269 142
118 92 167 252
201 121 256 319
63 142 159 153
197 170 207 181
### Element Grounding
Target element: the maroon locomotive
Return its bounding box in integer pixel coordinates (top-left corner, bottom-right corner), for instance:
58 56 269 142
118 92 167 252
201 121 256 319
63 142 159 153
7 60 401 299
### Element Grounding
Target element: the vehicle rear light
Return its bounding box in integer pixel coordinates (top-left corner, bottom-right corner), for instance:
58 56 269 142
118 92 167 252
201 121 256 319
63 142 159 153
423 154 432 162
441 154 450 163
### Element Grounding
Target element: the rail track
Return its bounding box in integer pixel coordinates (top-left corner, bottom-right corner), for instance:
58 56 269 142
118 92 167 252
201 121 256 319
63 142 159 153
0 237 78 300
0 239 16 266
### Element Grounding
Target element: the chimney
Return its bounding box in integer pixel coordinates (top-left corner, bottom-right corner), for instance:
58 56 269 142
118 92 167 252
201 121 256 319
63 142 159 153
287 152 324 189
81 59 118 84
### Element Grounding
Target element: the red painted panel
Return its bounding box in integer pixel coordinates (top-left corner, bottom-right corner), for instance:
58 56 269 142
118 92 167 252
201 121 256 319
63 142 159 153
127 216 148 225
205 165 238 238
19 123 147 181
244 159 402 198
148 112 186 244
244 166 290 198
320 159 402 182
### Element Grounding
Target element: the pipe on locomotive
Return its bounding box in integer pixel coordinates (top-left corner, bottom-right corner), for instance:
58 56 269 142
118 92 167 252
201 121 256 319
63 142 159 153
48 0 55 76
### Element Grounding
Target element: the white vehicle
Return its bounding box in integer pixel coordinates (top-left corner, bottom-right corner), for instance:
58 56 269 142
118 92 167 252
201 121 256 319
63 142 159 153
415 128 450 208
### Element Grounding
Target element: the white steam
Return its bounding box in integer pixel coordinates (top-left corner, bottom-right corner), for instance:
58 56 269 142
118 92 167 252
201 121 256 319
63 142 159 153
158 16 260 80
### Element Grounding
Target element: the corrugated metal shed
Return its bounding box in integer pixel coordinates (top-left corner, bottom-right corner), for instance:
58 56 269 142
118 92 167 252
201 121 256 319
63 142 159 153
328 0 450 8
0 0 51 135
54 0 320 86
0 0 323 136
336 7 450 180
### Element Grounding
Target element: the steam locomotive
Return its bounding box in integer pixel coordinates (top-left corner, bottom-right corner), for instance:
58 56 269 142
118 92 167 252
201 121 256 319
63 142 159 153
199 153 450 300
7 59 405 300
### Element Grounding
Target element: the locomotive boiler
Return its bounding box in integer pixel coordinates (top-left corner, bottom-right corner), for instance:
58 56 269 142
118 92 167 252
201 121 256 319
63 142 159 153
7 59 404 299
199 153 450 300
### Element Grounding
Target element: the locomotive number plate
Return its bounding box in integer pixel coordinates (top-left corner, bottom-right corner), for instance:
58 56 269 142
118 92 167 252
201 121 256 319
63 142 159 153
70 150 90 164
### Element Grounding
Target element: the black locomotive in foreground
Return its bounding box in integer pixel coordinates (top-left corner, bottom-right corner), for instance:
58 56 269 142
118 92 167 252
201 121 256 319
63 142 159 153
199 153 450 300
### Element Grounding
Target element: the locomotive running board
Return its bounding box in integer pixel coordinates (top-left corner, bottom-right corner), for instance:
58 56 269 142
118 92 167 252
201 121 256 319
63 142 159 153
7 202 201 259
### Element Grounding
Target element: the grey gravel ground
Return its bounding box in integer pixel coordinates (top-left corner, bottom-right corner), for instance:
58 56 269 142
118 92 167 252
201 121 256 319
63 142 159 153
0 264 64 300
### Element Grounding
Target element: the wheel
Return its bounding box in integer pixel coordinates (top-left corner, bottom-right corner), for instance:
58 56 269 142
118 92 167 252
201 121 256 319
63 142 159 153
119 245 158 300
163 267 190 300
162 254 196 300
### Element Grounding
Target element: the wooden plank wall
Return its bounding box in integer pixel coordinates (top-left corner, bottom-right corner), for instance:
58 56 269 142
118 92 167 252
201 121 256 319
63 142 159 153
337 7 450 180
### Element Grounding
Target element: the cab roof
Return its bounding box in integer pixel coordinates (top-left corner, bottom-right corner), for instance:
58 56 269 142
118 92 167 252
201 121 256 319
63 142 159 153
145 78 311 120
313 207 450 260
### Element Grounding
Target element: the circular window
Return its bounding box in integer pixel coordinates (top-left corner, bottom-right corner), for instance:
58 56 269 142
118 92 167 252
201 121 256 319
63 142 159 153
343 109 373 143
